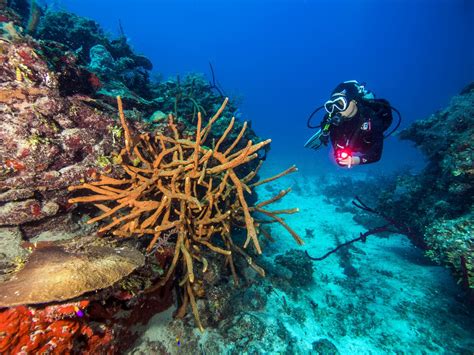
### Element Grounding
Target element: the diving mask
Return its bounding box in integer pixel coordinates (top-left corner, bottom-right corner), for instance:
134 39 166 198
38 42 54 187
324 96 348 114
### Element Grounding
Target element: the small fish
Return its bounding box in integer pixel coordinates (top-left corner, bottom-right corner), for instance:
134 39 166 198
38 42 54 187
74 306 84 317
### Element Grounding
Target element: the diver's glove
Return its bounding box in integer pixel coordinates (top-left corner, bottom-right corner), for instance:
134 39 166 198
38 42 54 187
304 129 329 150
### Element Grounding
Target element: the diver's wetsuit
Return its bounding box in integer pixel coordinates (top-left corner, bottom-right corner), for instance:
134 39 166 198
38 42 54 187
324 100 392 165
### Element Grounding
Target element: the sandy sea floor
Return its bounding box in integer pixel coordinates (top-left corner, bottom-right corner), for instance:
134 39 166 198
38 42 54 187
129 159 474 354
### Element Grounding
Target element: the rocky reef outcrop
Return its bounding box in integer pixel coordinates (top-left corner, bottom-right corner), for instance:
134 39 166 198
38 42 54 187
0 28 120 244
380 84 474 295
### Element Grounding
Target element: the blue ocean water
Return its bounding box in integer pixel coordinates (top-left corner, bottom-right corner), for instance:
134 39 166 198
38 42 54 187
45 0 473 176
32 0 474 352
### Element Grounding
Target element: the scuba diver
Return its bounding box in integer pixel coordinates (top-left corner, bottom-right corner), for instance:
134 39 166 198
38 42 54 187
304 80 401 167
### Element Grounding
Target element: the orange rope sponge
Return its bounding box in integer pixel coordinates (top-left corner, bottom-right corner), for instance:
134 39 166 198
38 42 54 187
68 96 303 330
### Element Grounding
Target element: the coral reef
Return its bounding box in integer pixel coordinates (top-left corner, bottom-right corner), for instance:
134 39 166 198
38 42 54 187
312 339 340 354
0 35 121 246
392 84 473 291
0 277 175 353
0 2 302 351
68 96 303 330
0 237 145 307
424 216 474 290
36 10 108 64
0 301 115 354
271 249 315 297
393 84 473 224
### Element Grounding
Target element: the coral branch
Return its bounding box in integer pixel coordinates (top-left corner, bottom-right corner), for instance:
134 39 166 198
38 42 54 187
306 196 413 261
251 165 298 187
68 97 303 329
116 96 133 154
